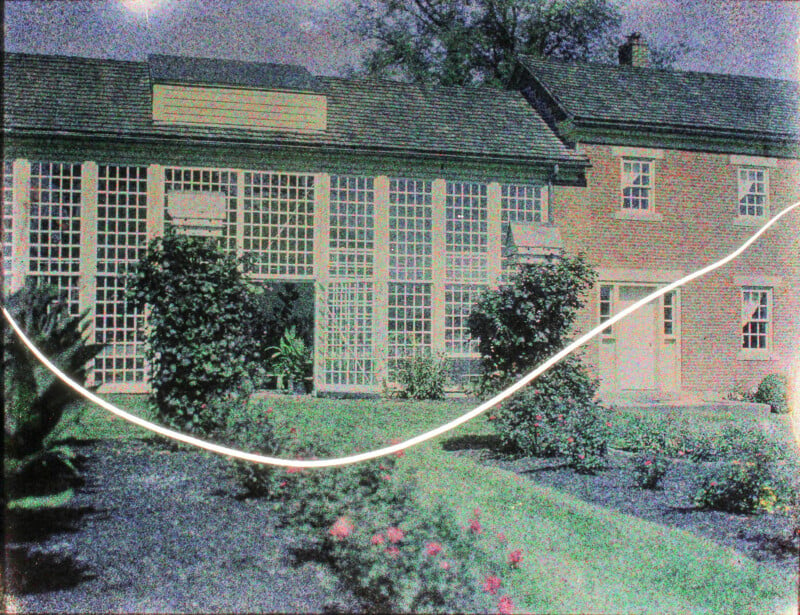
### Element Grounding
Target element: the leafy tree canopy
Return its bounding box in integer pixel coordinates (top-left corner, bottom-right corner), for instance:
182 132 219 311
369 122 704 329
350 0 682 87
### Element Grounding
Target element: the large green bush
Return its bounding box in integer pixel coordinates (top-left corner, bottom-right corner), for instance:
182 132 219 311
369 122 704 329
395 353 448 400
468 254 596 394
4 280 104 500
128 228 262 434
754 373 789 414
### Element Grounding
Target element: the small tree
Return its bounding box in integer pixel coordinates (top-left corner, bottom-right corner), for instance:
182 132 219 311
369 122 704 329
468 253 596 394
128 228 262 434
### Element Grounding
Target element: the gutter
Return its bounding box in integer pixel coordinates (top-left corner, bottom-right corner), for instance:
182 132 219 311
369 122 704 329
3 127 590 170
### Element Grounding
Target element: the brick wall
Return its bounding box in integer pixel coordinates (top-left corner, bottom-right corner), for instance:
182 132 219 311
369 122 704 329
554 144 800 396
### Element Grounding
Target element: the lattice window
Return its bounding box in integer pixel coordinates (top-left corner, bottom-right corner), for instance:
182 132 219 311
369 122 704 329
243 171 315 277
329 176 374 279
445 182 488 282
741 287 771 350
388 282 432 373
663 291 677 337
621 159 652 210
445 284 485 355
501 184 544 223
323 281 376 386
94 165 148 385
29 162 82 314
389 179 432 281
164 167 238 251
3 161 13 290
599 284 613 335
738 168 768 217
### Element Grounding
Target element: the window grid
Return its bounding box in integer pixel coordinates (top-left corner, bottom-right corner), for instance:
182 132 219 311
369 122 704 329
164 167 238 251
445 182 488 282
445 284 485 355
501 184 544 223
663 291 676 337
738 168 768 217
242 171 315 277
3 161 13 289
599 284 613 334
94 165 148 385
621 159 652 210
388 282 432 373
28 162 82 314
389 179 433 281
329 176 374 279
741 287 771 350
323 281 376 386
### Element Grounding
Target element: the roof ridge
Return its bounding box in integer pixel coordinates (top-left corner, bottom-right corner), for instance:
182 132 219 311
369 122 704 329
4 51 146 67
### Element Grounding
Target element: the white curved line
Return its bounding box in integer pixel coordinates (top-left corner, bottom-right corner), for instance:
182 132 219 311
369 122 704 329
3 200 798 468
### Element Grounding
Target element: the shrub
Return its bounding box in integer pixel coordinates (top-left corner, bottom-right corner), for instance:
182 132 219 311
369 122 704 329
395 354 447 400
630 449 669 490
128 228 263 434
693 457 781 514
468 253 596 394
495 359 609 473
270 327 312 393
754 373 789 414
4 280 104 500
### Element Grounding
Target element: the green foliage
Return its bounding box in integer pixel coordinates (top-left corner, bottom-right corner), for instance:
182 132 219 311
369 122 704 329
395 354 447 400
350 0 625 87
693 457 782 514
270 327 312 392
630 449 669 490
754 373 789 414
494 359 609 473
128 228 261 434
468 254 596 395
4 280 104 500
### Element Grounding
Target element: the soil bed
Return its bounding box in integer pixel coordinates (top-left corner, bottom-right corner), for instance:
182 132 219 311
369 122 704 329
456 444 798 570
5 438 358 614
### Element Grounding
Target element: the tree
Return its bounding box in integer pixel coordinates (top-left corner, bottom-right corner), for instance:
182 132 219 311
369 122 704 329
349 0 624 87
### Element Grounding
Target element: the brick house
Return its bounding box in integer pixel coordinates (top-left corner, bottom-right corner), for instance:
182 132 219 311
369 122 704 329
517 35 800 399
3 47 798 400
2 52 585 394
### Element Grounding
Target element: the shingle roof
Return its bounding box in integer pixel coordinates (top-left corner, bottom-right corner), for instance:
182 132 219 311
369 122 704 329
519 56 800 141
3 53 583 165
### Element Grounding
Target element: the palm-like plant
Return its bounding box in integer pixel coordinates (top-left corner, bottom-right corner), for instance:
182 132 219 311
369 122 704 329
4 280 104 501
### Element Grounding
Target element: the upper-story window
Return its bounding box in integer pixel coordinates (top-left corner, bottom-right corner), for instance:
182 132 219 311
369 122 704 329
501 184 545 223
621 158 653 211
737 167 768 218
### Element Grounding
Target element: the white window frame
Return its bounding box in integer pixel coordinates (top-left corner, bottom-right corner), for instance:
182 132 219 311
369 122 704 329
736 167 769 219
616 158 663 221
739 286 772 360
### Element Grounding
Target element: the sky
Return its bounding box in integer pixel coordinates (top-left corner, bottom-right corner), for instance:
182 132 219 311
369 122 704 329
3 0 799 80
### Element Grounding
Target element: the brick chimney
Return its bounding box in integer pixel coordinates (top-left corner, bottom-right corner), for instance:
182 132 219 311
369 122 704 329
619 32 649 67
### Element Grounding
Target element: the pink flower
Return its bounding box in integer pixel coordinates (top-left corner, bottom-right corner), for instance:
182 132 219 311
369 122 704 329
383 474 392 481
289 427 297 434
567 437 574 443
329 517 353 540
473 508 482 517
426 542 443 556
488 415 497 421
496 532 507 543
606 421 612 428
644 459 652 466
498 595 514 614
468 518 483 534
440 560 450 570
386 527 405 543
483 575 502 595
266 406 274 414
384 546 400 557
278 480 288 488
287 466 303 474
507 549 523 567
370 533 385 545
578 454 585 460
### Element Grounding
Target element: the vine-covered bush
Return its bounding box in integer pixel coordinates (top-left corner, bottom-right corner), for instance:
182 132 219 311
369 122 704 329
4 280 104 500
693 455 780 514
128 228 262 434
495 359 609 473
468 254 596 394
630 449 669 490
395 354 448 400
754 373 789 414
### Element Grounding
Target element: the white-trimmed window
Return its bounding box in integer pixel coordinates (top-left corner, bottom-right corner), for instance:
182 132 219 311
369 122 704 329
501 184 545 223
741 287 771 353
3 161 13 292
599 284 613 334
663 291 677 338
621 158 653 211
737 167 768 218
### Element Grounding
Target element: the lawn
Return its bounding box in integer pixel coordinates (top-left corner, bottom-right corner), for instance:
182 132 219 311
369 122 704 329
58 392 797 614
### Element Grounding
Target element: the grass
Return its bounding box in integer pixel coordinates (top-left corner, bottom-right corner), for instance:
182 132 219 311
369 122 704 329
61 392 797 614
